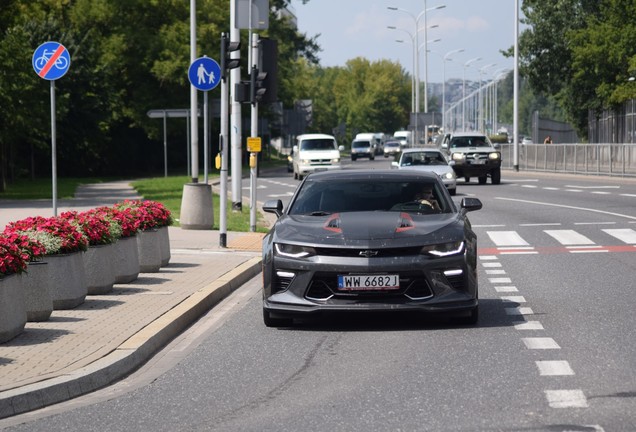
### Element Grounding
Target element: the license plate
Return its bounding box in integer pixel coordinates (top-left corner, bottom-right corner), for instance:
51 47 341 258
471 159 486 164
337 274 400 291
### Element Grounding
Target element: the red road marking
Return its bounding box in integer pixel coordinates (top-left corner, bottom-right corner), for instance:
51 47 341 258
38 45 65 78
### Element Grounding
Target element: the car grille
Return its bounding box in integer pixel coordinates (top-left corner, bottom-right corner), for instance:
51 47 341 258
310 159 333 165
305 272 433 301
314 246 422 258
465 153 489 162
445 273 466 291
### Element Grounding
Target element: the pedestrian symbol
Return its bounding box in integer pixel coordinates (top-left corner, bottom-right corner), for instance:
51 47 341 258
32 41 71 81
188 56 221 91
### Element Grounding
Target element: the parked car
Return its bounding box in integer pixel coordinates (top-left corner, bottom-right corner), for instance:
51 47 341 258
350 139 375 161
392 148 457 195
291 133 344 180
440 132 502 184
383 140 402 158
261 169 483 327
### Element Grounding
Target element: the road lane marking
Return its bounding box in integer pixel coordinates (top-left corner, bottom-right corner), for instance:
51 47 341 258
495 286 518 292
603 228 636 244
545 390 588 408
536 360 575 376
495 197 636 221
506 307 533 316
544 229 594 245
500 296 526 303
514 321 544 330
522 337 560 349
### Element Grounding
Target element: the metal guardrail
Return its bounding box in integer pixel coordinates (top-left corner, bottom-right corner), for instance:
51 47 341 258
498 143 636 178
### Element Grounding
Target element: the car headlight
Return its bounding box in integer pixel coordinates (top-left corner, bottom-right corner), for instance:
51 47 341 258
332 158 340 163
489 152 501 160
451 153 465 161
420 241 465 257
287 156 292 162
442 172 456 180
301 159 311 164
274 243 316 258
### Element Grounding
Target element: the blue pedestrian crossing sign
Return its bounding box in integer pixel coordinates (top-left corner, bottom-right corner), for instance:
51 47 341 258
188 56 221 91
32 41 71 81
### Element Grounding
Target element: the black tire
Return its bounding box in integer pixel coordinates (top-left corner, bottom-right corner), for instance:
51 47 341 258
370 155 375 161
351 156 357 161
263 309 293 327
293 171 298 180
449 188 457 196
491 168 501 185
464 177 470 183
478 176 487 184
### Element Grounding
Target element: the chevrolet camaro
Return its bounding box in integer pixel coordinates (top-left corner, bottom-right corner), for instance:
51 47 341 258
261 170 483 327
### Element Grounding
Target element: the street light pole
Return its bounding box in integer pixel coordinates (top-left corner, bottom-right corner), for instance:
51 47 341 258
478 63 497 133
393 37 416 113
463 57 481 131
423 2 445 114
442 48 464 133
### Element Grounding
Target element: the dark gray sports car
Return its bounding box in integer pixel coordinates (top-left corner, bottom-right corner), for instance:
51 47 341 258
261 170 483 327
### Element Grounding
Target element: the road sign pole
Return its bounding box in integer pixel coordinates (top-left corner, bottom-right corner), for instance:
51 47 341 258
163 112 168 177
204 91 209 183
50 80 58 216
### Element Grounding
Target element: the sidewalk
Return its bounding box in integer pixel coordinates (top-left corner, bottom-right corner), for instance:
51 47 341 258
0 181 267 419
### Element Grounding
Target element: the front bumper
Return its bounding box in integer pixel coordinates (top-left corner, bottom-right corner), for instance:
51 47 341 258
263 252 477 317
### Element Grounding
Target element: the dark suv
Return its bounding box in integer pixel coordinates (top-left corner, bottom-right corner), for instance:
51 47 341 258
440 132 502 184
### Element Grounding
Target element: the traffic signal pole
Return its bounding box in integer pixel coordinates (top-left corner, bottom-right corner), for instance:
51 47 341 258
230 0 242 212
250 33 259 232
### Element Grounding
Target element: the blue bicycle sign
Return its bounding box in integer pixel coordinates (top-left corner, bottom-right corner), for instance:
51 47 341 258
32 41 71 81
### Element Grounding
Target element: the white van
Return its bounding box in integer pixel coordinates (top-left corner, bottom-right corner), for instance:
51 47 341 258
393 130 412 148
292 133 344 180
354 132 385 155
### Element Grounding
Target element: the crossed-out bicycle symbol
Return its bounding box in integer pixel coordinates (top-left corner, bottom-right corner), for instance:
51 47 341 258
34 49 69 71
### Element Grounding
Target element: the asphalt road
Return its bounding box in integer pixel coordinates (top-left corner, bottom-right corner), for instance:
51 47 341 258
3 165 635 432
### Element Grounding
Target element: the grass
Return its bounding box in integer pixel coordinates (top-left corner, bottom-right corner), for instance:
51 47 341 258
0 175 273 233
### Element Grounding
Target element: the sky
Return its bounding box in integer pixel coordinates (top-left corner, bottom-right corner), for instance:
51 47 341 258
288 0 521 84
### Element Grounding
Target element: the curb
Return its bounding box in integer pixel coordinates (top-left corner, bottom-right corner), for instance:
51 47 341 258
0 257 262 419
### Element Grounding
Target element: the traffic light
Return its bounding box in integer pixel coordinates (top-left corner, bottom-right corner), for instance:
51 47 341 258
220 33 240 81
250 66 267 104
259 38 278 103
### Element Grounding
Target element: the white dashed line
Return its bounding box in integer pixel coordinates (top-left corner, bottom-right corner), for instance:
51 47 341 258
500 295 526 303
505 307 534 316
482 262 502 268
522 337 561 349
514 321 544 330
489 277 512 284
485 269 506 275
495 286 518 292
536 360 575 376
545 390 588 408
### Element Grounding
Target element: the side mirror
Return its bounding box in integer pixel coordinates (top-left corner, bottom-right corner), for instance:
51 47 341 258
441 143 448 149
460 197 482 212
338 145 345 152
292 145 298 152
263 199 284 218
493 143 501 149
391 161 399 168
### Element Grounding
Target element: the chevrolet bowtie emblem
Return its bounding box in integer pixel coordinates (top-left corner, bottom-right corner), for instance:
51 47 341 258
359 250 379 257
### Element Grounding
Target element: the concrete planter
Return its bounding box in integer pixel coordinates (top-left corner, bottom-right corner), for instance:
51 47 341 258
158 226 171 267
83 244 116 295
46 252 87 309
113 235 139 284
0 273 26 343
22 261 53 321
137 229 161 273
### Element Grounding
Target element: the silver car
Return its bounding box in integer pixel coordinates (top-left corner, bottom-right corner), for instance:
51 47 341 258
392 148 457 195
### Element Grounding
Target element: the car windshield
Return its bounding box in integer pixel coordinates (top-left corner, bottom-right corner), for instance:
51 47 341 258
288 179 449 215
400 152 447 166
449 136 489 148
300 139 336 151
352 141 371 149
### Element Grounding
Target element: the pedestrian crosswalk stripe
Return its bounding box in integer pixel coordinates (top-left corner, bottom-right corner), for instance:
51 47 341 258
603 228 636 244
544 230 594 245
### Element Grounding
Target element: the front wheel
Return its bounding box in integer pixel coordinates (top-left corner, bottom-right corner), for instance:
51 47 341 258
491 168 501 184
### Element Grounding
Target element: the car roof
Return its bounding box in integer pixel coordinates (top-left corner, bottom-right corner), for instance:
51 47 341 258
307 169 440 181
448 132 488 138
401 148 443 154
297 133 335 140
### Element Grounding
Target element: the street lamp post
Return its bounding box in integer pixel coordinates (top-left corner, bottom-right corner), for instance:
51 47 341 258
389 2 445 143
462 57 481 131
389 28 416 113
478 63 497 133
442 48 464 133
423 2 446 114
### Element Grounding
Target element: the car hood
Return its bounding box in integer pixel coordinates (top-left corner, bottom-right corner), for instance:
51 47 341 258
272 211 463 247
399 165 453 176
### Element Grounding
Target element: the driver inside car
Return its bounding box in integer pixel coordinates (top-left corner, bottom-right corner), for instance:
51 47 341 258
413 187 441 211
